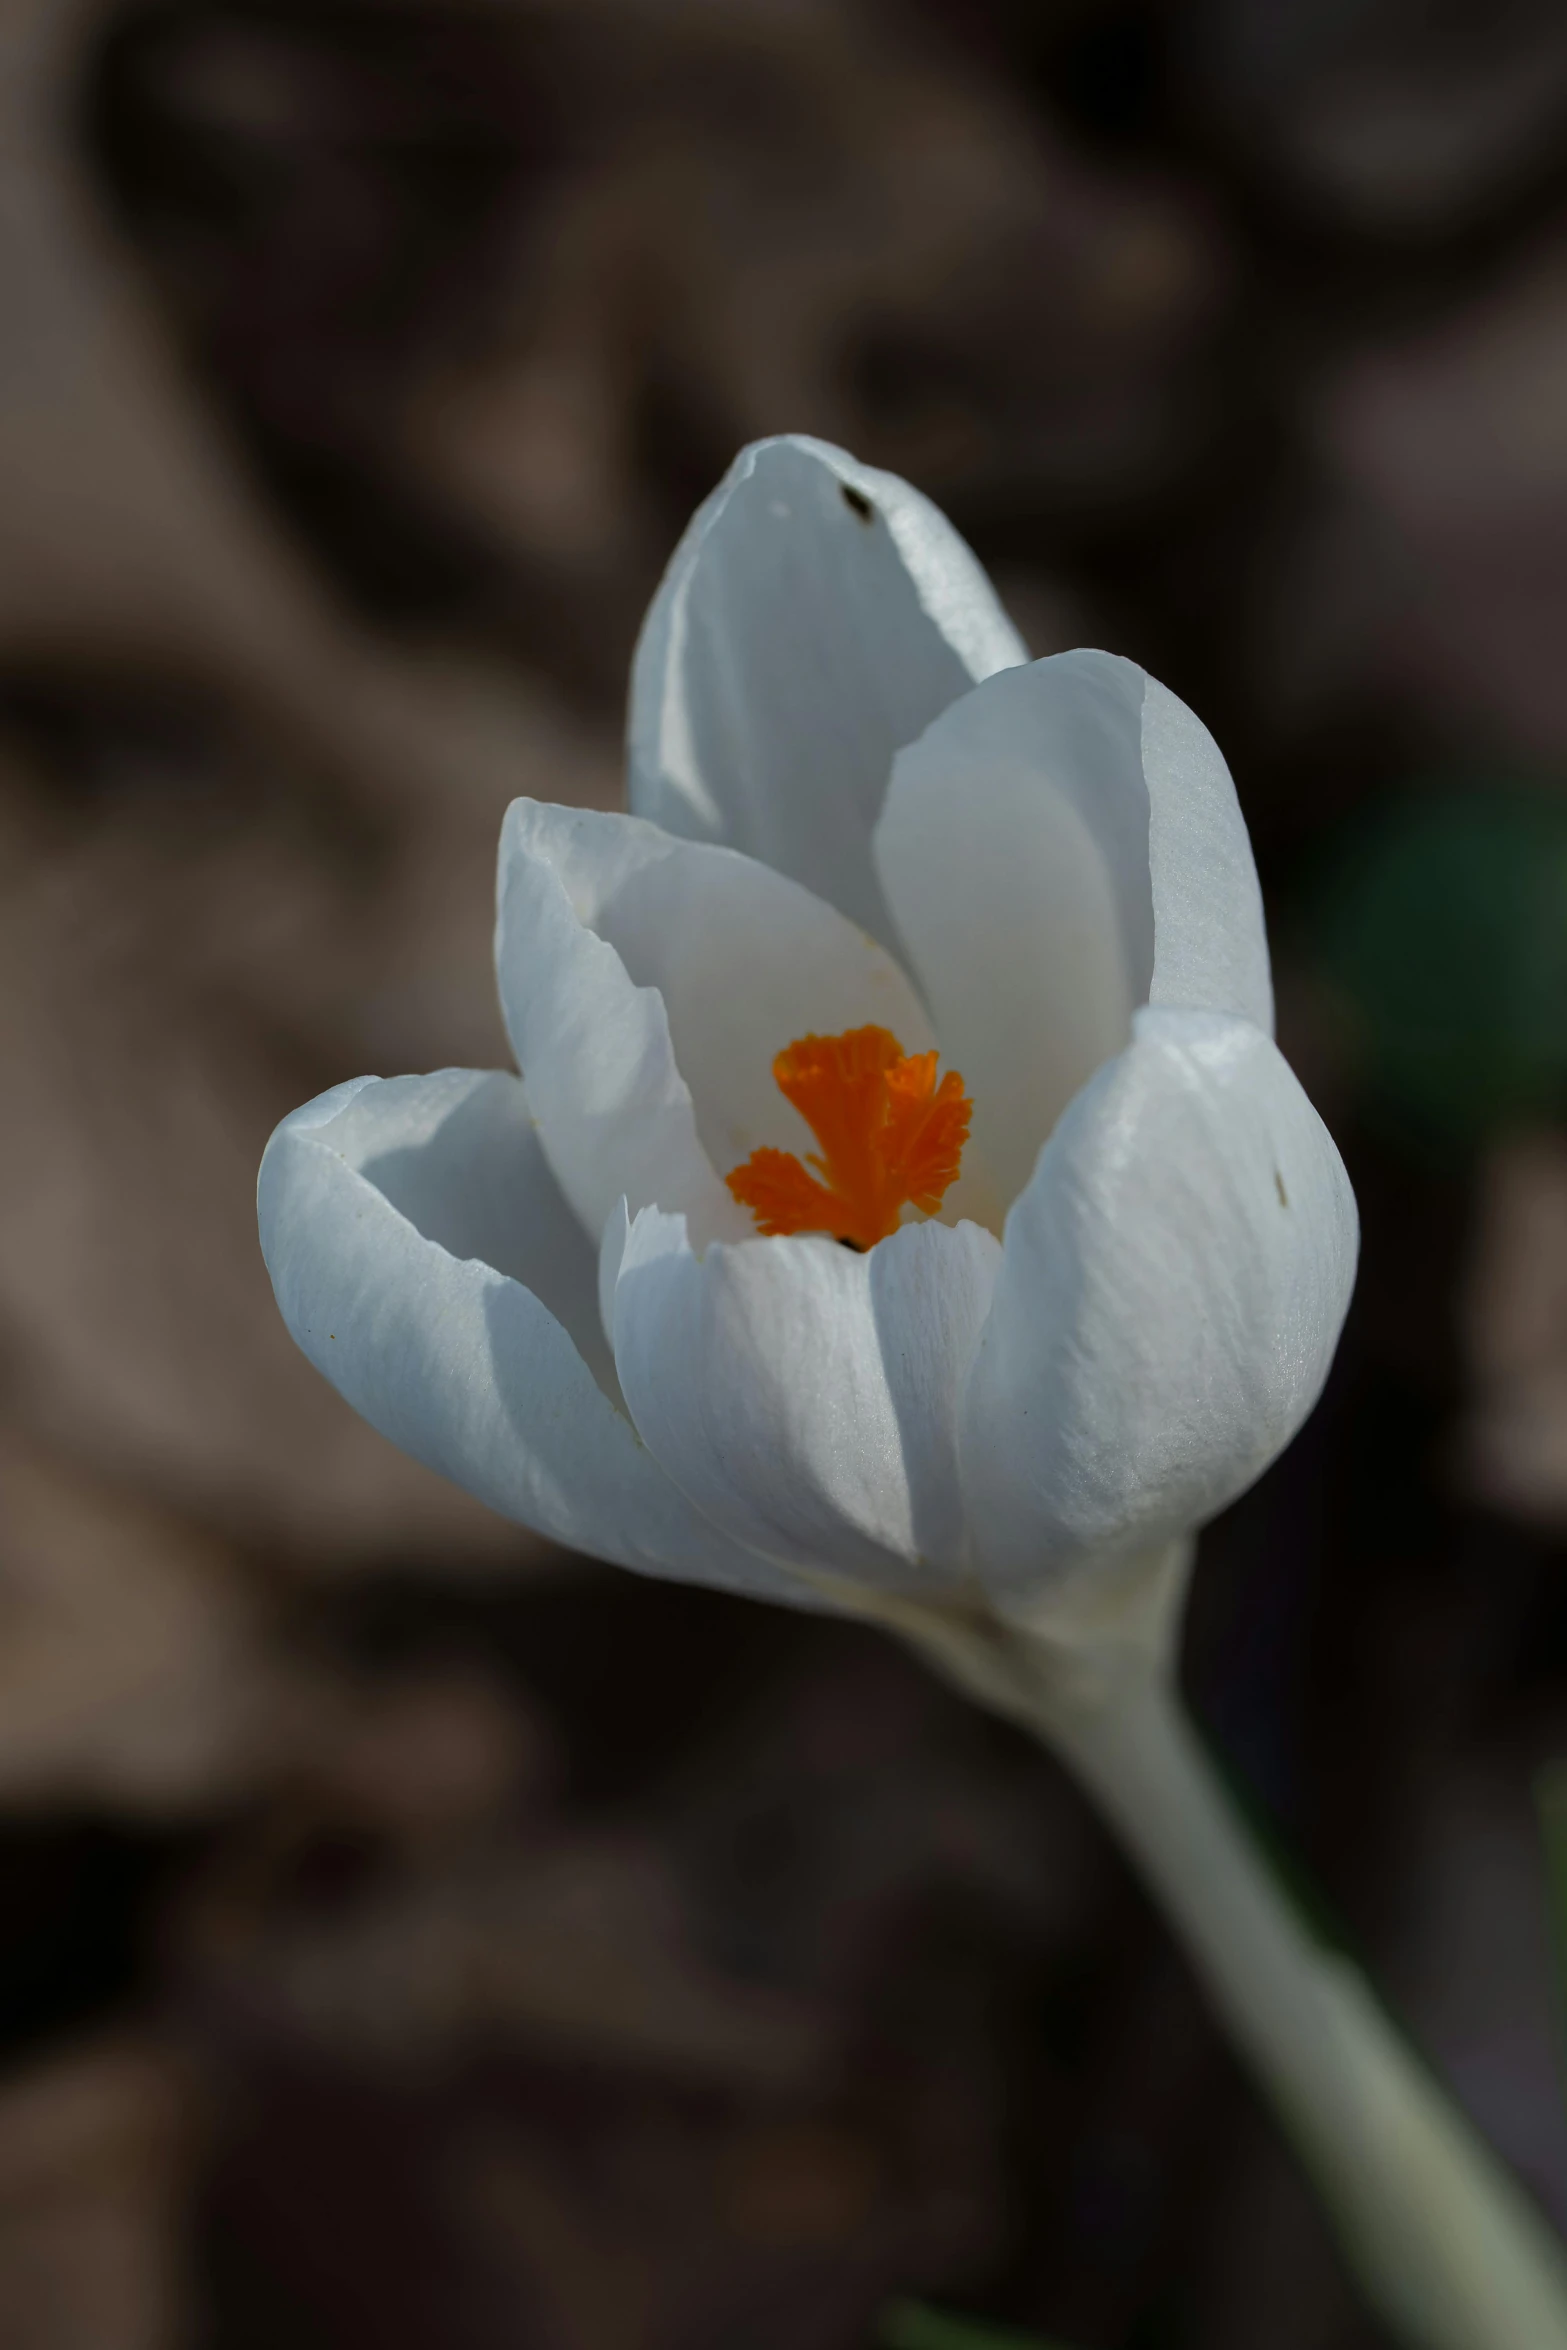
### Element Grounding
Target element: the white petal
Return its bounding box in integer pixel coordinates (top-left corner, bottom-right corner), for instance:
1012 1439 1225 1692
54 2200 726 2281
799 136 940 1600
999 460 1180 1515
960 1009 1357 1610
611 1208 1003 1590
258 1069 809 1603
628 434 1025 948
598 1194 631 1358
497 800 960 1232
874 652 1147 1206
1142 675 1273 1033
494 801 744 1249
873 654 1273 1206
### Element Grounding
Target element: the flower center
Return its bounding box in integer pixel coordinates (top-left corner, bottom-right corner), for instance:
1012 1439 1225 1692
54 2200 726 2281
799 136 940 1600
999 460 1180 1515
725 1025 972 1250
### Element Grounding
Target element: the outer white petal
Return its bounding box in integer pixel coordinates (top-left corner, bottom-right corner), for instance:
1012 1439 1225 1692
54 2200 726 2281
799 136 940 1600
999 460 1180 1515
610 1208 1003 1590
961 1010 1357 1610
496 800 969 1239
628 434 1025 948
1141 673 1273 1032
873 653 1273 1205
258 1069 809 1603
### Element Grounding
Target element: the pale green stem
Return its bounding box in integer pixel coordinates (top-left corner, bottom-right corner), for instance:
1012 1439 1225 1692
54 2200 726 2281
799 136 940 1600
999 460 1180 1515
867 1556 1567 2350
1048 1663 1567 2350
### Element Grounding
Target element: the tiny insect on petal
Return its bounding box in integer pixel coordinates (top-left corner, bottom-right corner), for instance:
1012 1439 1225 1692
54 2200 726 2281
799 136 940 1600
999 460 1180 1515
726 1026 972 1249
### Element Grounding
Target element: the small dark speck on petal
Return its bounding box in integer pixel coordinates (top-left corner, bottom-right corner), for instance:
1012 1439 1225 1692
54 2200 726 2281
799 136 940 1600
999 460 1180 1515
329 1332 336 1340
840 483 874 523
1274 1171 1288 1208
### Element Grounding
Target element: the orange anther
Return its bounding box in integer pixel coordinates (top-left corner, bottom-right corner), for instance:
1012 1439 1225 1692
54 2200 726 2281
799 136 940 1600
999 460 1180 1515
726 1025 971 1249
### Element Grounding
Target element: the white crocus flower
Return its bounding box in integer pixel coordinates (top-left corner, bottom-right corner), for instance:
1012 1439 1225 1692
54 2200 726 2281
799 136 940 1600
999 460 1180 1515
261 435 1354 1621
260 438 1567 2350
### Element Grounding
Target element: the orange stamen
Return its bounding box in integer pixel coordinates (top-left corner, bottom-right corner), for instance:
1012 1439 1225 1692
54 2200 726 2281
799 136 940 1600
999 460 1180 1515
725 1025 972 1249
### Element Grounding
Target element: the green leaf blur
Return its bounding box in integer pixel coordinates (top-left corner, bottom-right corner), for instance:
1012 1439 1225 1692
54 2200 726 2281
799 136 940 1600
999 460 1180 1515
877 2297 1076 2350
1311 788 1567 1151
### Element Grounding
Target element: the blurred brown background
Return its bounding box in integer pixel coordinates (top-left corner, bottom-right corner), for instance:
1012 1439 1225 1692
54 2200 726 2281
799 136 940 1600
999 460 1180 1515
5 1 1567 2344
